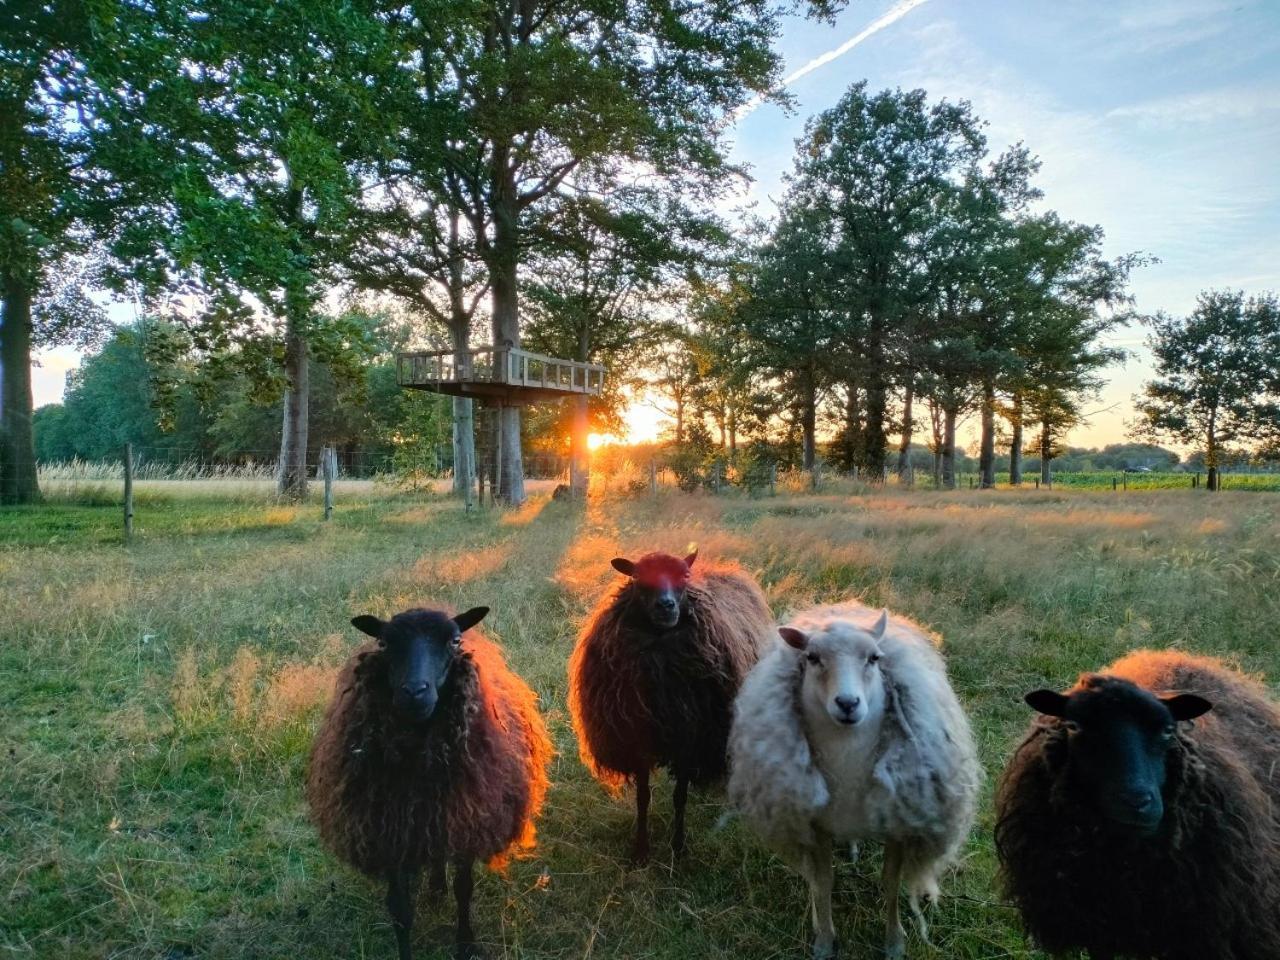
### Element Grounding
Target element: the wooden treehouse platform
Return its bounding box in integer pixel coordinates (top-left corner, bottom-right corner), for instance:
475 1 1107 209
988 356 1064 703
396 346 606 405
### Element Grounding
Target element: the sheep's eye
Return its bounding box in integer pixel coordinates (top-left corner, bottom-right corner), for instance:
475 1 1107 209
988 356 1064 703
1063 720 1081 733
1161 723 1176 739
805 652 821 666
868 652 881 665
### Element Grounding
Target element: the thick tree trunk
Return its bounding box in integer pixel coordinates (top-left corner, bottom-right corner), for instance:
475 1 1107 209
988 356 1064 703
801 373 817 472
1009 392 1024 486
942 406 958 490
450 328 476 498
978 379 995 489
276 318 310 500
0 279 40 504
489 166 525 505
897 379 914 485
1040 423 1052 486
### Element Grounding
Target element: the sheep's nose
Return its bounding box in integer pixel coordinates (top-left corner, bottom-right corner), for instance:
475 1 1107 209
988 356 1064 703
834 695 861 715
657 597 677 610
402 682 431 702
1120 788 1156 813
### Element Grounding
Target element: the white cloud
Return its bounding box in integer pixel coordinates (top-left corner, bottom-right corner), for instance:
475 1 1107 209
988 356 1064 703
734 0 933 121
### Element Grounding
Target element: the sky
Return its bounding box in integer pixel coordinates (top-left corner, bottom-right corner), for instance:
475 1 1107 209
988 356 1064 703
32 0 1280 451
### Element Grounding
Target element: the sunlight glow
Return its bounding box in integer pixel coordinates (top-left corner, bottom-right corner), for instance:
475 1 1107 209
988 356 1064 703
587 433 613 451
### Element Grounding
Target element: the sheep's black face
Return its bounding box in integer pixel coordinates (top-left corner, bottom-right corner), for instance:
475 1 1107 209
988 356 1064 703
1025 677 1212 834
352 607 489 724
612 551 697 631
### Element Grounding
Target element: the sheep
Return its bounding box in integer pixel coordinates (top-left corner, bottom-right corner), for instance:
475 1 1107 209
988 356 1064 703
994 649 1280 960
306 607 552 960
567 549 773 863
728 602 980 959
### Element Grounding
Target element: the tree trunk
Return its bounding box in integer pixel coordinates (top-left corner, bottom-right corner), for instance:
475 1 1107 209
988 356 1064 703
728 408 737 456
942 406 958 490
276 317 310 500
843 382 863 473
569 394 589 497
1040 422 1052 486
978 379 995 489
0 279 40 504
448 216 476 499
801 373 817 471
489 168 525 505
1206 421 1218 492
897 379 914 485
1009 392 1024 486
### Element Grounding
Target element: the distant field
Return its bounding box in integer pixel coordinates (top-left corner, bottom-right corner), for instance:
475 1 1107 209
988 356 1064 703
2 483 1278 959
1046 470 1280 491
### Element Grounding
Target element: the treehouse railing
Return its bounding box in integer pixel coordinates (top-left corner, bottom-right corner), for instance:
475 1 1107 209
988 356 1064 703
396 346 606 397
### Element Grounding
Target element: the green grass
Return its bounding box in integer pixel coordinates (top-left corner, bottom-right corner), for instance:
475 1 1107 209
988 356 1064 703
2 483 1278 959
1046 470 1280 491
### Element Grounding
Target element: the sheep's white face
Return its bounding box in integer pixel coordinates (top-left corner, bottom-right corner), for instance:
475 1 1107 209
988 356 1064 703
782 612 887 730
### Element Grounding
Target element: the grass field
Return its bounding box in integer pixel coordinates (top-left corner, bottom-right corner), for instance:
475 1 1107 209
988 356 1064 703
3 482 1278 959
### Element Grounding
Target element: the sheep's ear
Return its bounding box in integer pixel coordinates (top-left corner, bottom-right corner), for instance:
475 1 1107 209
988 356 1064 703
1162 694 1212 721
453 607 489 633
611 558 636 577
779 626 808 650
1024 689 1070 717
351 615 385 640
870 609 889 640
684 548 698 569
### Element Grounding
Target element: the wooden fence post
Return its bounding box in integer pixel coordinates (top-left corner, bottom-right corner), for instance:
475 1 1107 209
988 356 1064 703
649 459 657 495
322 445 336 520
1034 478 1039 490
769 462 777 497
123 443 134 543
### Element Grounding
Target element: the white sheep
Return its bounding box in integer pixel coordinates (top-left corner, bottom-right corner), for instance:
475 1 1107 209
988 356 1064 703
728 602 980 959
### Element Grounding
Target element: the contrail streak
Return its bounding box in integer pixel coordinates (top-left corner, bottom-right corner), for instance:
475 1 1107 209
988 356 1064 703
735 0 934 122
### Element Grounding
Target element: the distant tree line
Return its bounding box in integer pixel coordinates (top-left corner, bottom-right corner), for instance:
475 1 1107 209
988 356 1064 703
6 5 1277 504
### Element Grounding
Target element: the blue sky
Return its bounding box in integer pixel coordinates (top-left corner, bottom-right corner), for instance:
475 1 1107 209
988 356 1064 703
33 0 1280 450
724 0 1280 447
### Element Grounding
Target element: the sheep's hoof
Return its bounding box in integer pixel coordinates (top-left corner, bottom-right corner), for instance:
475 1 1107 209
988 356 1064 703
812 936 839 959
629 842 650 868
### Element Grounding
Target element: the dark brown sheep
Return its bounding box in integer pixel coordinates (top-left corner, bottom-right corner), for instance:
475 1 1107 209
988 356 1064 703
995 649 1280 960
567 550 772 863
307 607 552 960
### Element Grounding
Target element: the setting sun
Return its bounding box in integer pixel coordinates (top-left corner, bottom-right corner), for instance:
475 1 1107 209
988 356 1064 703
587 433 613 451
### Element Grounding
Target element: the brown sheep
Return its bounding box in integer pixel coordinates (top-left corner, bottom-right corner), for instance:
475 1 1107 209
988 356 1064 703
307 607 552 959
995 649 1280 960
567 550 772 863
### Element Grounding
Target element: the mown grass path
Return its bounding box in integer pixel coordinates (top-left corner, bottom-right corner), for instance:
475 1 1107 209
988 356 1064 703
2 486 1278 958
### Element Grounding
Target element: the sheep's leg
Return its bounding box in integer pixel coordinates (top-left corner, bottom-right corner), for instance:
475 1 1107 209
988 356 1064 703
882 841 906 960
671 772 689 858
386 868 420 960
427 852 448 903
631 767 651 866
453 854 477 959
802 835 837 959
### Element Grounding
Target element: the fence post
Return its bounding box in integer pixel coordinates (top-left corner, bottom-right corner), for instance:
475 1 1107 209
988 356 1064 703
649 459 657 495
322 445 335 520
123 443 134 544
769 462 777 497
1034 478 1039 490
1122 472 1128 491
